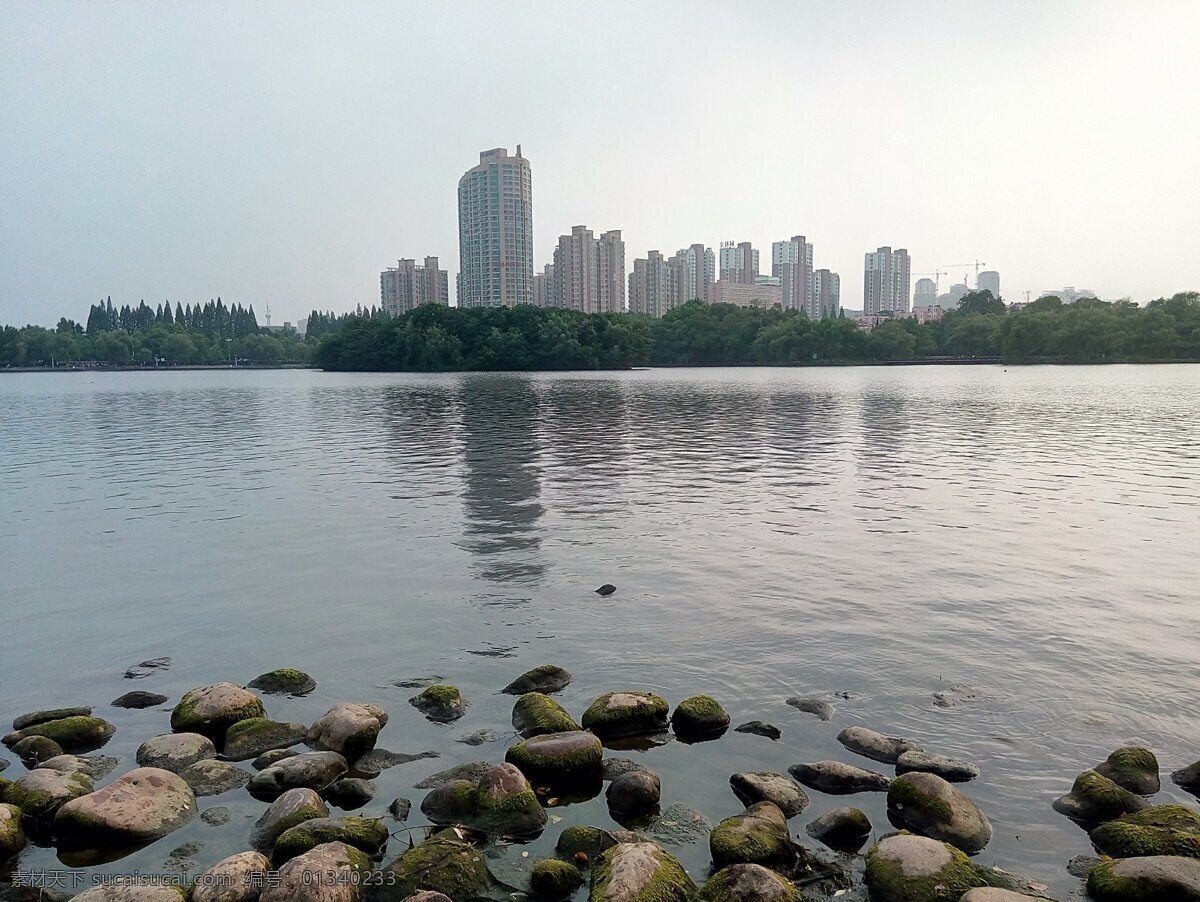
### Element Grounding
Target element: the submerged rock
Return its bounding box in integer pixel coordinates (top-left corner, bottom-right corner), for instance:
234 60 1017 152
5 766 93 819
787 760 890 794
837 726 922 764
595 584 617 596
249 668 317 696
932 685 986 708
887 771 993 853
223 718 308 762
729 772 809 818
805 807 872 852
273 815 390 864
1053 770 1150 823
1174 760 1200 797
502 664 573 695
709 801 795 869
864 834 1003 901
734 721 781 741
353 748 438 776
111 691 169 709
581 692 669 740
602 757 648 782
137 733 217 773
698 864 803 902
261 841 372 902
644 804 713 847
414 761 491 789
124 657 172 679
590 841 696 902
530 858 586 898
3 716 116 752
1089 805 1200 858
671 696 730 740
192 850 271 902
254 748 298 770
307 704 388 761
179 759 251 796
420 762 546 839
251 787 330 851
1087 855 1200 901
506 730 604 786
170 683 265 743
607 770 661 823
12 707 93 731
409 685 468 723
55 767 195 847
457 729 499 747
387 798 411 822
895 749 980 783
512 693 582 737
248 751 348 801
1095 746 1161 795
556 825 622 861
373 829 497 900
323 778 376 810
13 735 63 766
785 697 834 721
0 803 26 859
199 807 230 826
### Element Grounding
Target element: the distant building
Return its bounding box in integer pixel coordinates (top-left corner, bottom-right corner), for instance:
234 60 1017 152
458 146 533 308
380 256 450 316
977 270 1001 299
913 305 944 324
296 317 308 338
719 241 759 284
550 226 626 314
629 251 673 318
1045 286 1098 304
938 282 969 309
773 236 813 314
672 244 715 304
864 246 911 315
599 229 626 313
711 279 781 308
810 269 841 317
914 277 938 307
533 263 555 308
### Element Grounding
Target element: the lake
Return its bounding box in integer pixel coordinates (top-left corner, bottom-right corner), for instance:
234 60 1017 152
2 365 1199 899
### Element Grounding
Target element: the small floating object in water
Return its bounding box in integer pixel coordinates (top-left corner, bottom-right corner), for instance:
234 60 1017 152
595 584 616 596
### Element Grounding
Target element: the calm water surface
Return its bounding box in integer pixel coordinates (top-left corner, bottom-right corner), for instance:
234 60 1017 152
2 365 1199 899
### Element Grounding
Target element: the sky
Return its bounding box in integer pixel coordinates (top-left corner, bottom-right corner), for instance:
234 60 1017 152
2 0 1199 327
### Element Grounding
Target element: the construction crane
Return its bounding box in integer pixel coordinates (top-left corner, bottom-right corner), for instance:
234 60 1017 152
941 260 987 288
914 270 946 293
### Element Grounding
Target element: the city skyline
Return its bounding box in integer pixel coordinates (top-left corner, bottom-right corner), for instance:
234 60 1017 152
3 2 1198 327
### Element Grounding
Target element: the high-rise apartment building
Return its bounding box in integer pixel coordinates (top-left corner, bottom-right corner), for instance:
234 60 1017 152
810 269 841 317
863 246 911 315
549 226 625 314
914 277 938 308
977 270 1001 299
672 244 715 304
379 256 450 316
773 236 814 314
629 251 673 318
598 230 626 313
533 263 555 308
457 146 533 308
719 241 759 284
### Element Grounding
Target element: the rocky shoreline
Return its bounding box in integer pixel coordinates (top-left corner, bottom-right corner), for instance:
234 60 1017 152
2 665 1199 901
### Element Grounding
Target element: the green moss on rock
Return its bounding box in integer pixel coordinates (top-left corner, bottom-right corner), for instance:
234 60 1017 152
248 668 317 695
582 692 670 740
0 803 27 858
3 716 116 752
1091 806 1200 859
170 683 266 743
671 695 730 738
699 864 804 902
1087 855 1200 901
222 718 308 762
5 768 92 820
709 802 795 869
513 693 582 737
864 833 1003 901
272 815 389 863
590 840 696 902
531 858 586 898
1054 770 1150 823
556 825 620 861
506 730 604 786
377 833 495 900
1096 746 1161 795
410 684 468 723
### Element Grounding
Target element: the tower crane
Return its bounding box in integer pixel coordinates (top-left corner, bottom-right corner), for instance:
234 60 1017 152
914 270 946 293
941 260 987 288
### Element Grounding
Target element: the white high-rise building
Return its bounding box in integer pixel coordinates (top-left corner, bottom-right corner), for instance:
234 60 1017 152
863 246 911 315
809 269 840 317
977 270 1001 299
550 226 625 314
673 244 715 304
533 263 555 308
719 241 759 284
629 251 673 318
380 257 450 316
457 146 533 308
773 236 814 314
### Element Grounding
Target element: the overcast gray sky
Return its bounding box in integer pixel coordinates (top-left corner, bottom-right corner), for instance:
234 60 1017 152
3 0 1199 326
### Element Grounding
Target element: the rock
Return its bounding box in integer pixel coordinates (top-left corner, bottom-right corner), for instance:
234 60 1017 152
192 850 271 902
409 685 467 723
0 803 26 858
503 665 573 696
602 758 648 782
55 767 195 846
530 858 586 898
607 771 661 822
124 657 172 679
403 894 452 902
671 696 730 740
249 751 348 801
137 733 217 773
2 716 116 752
12 707 93 731
273 816 389 864
0 759 8 774
1175 761 1200 797
249 668 317 695
111 692 169 709
457 729 499 746
1089 804 1200 858
373 829 497 899
932 685 985 708
261 841 373 902
420 762 546 839
13 735 63 765
1095 746 1161 795
556 825 622 861
223 718 308 762
171 683 265 743
1087 855 1200 900
507 730 604 786
698 864 803 902
512 693 582 737
4 767 93 819
1053 770 1150 823
254 748 298 770
785 697 834 721
710 802 795 869
805 807 872 851
1067 855 1102 878
895 749 980 783
251 787 330 850
590 840 696 902
581 692 669 740
200 807 231 826
596 584 617 596
388 798 411 821
887 771 993 853
729 772 809 818
837 726 922 764
643 805 713 846
72 887 187 901
787 760 890 794
323 778 376 810
180 759 251 796
863 833 1002 901
353 748 438 776
307 704 388 760
414 761 491 789
960 891 1049 901
734 721 781 741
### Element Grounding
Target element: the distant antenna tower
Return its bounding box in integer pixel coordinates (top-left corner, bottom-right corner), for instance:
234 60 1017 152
1024 290 1032 304
264 303 272 326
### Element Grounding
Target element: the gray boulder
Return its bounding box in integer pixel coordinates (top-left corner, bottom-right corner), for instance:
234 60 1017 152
55 767 195 846
192 850 271 902
837 726 922 764
180 759 251 796
248 751 348 801
170 683 265 743
887 771 993 853
252 787 330 851
607 770 661 823
12 707 92 731
1087 855 1200 900
502 664 572 695
805 807 872 851
222 718 308 762
729 772 808 818
111 691 169 709
137 733 217 773
307 704 387 760
785 697 834 720
254 749 298 770
733 722 781 740
1095 746 1161 795
261 841 372 902
895 749 980 782
787 760 890 794
5 766 93 819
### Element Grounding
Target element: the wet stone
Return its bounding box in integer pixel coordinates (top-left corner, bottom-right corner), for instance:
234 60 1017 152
786 697 834 721
602 757 648 782
180 759 251 796
12 707 93 731
734 721 781 740
111 691 169 709
413 761 491 789
457 729 499 747
200 807 231 826
388 797 411 822
124 657 172 679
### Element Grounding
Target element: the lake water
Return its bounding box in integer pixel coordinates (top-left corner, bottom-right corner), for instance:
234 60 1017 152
2 365 1199 899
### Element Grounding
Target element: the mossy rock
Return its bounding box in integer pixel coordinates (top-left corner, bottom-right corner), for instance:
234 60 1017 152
1054 770 1151 823
170 683 266 743
267 840 374 901
410 685 468 723
699 864 804 902
272 815 389 864
506 730 604 786
581 692 669 740
1095 746 1161 795
1174 760 1200 797
0 775 12 801
12 735 64 765
223 718 308 762
590 840 696 902
5 768 93 820
864 833 1007 901
421 763 547 839
671 695 730 740
12 707 93 732
0 803 26 859
1087 855 1200 900
513 693 582 737
248 668 317 695
887 772 993 853
374 832 496 900
709 802 796 869
2 716 116 752
1090 805 1200 858
503 664 573 695
531 858 586 898
556 825 621 862
251 787 330 851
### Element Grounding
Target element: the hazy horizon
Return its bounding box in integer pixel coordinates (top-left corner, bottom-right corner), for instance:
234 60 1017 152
3 0 1199 327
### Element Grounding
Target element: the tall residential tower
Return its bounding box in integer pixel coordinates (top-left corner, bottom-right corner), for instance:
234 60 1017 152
380 257 450 316
457 147 533 307
863 246 911 315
